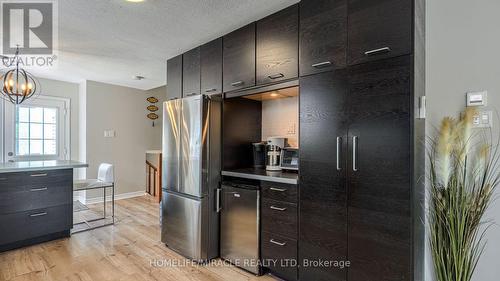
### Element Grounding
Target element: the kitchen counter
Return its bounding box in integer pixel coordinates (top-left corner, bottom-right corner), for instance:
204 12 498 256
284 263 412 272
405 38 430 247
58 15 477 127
0 160 88 173
222 168 298 185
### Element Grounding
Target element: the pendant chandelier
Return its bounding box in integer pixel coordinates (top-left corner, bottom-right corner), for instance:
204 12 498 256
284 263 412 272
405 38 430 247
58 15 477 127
0 47 41 104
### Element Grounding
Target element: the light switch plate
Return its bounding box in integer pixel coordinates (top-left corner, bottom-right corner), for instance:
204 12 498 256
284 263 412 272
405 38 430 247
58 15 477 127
472 111 493 128
418 96 426 119
467 91 488 107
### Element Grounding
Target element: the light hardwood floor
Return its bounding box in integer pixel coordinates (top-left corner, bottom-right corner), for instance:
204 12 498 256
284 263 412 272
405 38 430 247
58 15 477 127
0 196 275 281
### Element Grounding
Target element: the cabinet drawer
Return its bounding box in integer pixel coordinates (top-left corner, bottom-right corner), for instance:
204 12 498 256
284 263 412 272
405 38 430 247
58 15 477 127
24 169 73 186
261 231 298 281
262 198 297 239
0 172 28 191
0 182 72 214
261 181 297 203
0 204 72 245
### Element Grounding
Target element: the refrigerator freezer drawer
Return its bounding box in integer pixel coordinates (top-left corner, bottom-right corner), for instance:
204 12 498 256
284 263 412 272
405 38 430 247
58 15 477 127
161 191 209 261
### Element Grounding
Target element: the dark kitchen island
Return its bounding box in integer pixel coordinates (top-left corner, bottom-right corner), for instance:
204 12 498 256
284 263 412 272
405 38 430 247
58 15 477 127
0 160 88 252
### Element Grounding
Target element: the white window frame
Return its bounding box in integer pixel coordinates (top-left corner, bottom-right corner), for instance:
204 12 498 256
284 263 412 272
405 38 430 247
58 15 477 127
3 96 70 162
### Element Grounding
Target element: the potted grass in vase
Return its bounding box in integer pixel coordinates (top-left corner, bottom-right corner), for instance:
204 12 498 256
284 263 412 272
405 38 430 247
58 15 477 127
428 108 499 281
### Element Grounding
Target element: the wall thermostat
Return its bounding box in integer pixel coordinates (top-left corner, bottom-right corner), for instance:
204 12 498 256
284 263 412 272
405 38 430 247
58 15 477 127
466 91 488 107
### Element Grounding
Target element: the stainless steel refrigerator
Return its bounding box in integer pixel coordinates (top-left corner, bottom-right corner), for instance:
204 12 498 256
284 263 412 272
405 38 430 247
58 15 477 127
161 94 221 262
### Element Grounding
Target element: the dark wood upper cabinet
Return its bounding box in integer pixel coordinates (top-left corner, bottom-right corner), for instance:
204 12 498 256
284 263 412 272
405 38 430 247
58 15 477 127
223 23 256 92
200 38 223 95
182 47 201 97
166 55 182 100
347 56 411 281
347 0 412 65
299 0 347 76
256 4 298 85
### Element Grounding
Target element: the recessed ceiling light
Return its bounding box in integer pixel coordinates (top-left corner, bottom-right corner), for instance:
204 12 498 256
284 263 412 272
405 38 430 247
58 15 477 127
125 0 145 3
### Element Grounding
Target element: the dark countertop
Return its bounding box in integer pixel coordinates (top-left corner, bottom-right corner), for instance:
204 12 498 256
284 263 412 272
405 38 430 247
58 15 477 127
221 168 298 185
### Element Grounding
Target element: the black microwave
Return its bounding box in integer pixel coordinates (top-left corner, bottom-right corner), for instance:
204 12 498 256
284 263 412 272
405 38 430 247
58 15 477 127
281 147 299 171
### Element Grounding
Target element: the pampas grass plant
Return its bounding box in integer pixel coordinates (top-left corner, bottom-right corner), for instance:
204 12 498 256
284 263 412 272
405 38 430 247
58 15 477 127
428 108 499 281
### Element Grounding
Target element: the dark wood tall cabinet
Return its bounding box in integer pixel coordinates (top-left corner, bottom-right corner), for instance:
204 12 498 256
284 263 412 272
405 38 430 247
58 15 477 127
347 56 412 281
299 0 425 281
299 71 348 281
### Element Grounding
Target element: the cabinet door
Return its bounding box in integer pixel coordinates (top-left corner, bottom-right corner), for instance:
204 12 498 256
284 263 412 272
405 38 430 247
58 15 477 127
223 23 256 92
167 55 182 100
347 56 411 281
299 70 348 281
256 4 298 85
347 0 412 65
183 47 201 97
201 38 222 95
299 0 347 76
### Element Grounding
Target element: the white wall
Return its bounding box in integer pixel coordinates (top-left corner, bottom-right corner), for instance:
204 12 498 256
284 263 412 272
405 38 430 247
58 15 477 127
262 96 299 147
144 85 167 150
426 0 500 280
84 81 164 199
33 78 81 162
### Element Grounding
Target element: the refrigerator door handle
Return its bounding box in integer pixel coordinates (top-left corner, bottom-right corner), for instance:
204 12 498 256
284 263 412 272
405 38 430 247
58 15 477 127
216 188 222 212
336 137 342 171
353 136 358 172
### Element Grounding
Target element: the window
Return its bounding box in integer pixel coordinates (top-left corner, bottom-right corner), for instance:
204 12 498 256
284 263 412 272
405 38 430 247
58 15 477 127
16 106 58 156
3 95 70 162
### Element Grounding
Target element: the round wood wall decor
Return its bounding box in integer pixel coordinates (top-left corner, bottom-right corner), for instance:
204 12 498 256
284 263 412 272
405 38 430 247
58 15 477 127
147 113 159 120
147 105 159 112
147 97 159 103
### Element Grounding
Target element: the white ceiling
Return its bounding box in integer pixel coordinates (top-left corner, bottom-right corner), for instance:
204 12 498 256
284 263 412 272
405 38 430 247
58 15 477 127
23 0 299 90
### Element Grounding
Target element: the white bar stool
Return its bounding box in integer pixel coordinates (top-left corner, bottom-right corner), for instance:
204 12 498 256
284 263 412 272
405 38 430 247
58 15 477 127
72 163 115 233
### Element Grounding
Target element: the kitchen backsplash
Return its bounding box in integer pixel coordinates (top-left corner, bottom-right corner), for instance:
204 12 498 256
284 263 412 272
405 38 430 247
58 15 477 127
262 96 298 147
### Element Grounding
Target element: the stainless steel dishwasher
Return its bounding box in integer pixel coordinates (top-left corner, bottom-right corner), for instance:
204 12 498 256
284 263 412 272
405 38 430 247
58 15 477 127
220 180 260 275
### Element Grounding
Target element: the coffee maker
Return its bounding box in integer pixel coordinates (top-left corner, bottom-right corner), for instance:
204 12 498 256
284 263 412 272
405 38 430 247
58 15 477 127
266 137 286 171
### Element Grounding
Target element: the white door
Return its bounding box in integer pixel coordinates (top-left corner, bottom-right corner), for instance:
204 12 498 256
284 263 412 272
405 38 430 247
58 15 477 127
4 96 70 162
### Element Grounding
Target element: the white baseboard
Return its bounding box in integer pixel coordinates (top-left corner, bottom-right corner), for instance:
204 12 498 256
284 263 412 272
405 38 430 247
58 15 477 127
85 190 145 205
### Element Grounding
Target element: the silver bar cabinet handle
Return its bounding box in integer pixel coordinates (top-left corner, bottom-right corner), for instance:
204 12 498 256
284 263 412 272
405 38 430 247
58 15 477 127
336 137 342 171
270 206 287 211
268 73 284 79
231 81 244 87
30 173 47 177
353 136 358 172
270 239 287 246
205 88 217 93
30 212 47 217
30 187 48 192
364 47 391 56
311 61 332 68
270 187 286 192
